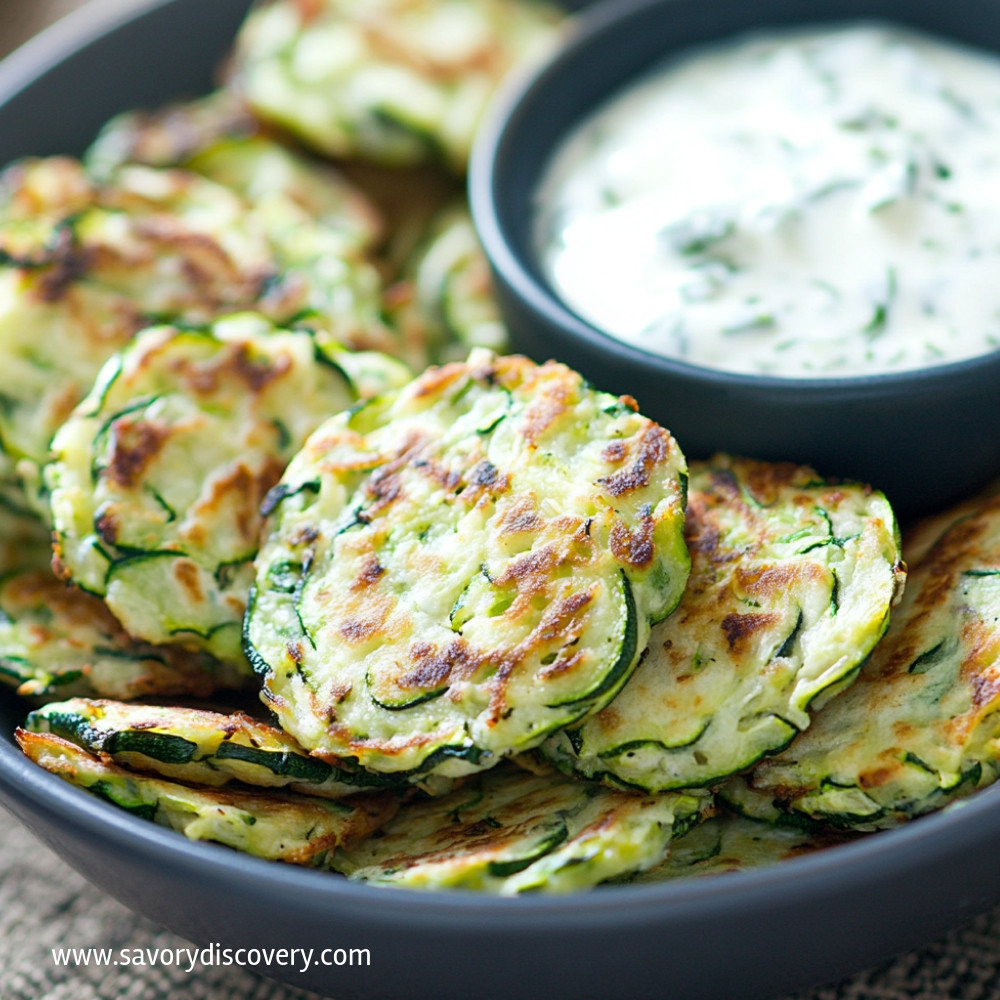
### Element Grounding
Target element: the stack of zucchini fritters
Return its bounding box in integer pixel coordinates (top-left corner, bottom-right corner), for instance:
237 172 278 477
7 0 1000 894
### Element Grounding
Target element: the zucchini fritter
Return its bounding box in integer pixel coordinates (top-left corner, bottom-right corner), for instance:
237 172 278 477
0 569 247 701
17 729 396 864
247 349 690 778
27 697 402 797
229 0 565 170
384 199 507 363
0 156 397 509
903 477 1000 566
621 813 857 884
86 89 384 257
46 315 391 664
723 493 1000 830
542 456 905 791
334 763 709 892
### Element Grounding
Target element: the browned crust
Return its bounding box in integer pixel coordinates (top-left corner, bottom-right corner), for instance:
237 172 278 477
597 425 675 498
104 417 172 490
720 611 784 653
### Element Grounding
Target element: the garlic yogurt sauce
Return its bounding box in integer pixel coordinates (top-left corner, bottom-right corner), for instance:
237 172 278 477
535 25 1000 377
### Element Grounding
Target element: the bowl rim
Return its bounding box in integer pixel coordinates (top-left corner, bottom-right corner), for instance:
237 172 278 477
0 0 172 105
468 0 1000 393
6 693 1000 921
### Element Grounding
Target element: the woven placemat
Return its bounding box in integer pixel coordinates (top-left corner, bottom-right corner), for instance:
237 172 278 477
0 807 326 1000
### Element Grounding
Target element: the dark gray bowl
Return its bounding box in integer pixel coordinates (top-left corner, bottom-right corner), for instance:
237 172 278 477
3 3 1000 999
470 0 1000 518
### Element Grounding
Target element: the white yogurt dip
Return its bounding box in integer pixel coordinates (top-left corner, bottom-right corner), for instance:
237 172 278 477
535 25 1000 377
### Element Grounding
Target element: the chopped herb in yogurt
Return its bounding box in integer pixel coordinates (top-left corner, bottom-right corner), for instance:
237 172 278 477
536 25 1000 377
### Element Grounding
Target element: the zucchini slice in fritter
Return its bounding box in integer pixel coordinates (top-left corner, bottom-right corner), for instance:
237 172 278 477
722 493 1000 831
541 456 905 792
247 349 690 778
384 199 507 363
46 315 385 664
86 90 384 257
27 697 401 797
0 569 246 701
619 813 857 885
333 763 709 893
0 156 398 504
229 0 564 171
17 729 396 864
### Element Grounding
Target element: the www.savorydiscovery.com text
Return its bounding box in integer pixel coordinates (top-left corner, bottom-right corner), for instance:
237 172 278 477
50 943 370 973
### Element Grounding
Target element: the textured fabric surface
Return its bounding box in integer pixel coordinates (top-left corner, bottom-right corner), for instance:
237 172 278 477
0 807 328 1000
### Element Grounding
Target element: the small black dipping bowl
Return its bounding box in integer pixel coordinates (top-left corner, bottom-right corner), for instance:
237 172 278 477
470 0 1000 517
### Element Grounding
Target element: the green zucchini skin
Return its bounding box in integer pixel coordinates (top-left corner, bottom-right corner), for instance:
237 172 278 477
333 762 710 893
17 729 397 864
0 569 247 702
723 491 1000 831
541 456 905 792
617 813 858 885
46 316 391 665
247 349 690 778
385 199 507 363
229 0 565 171
27 697 403 797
